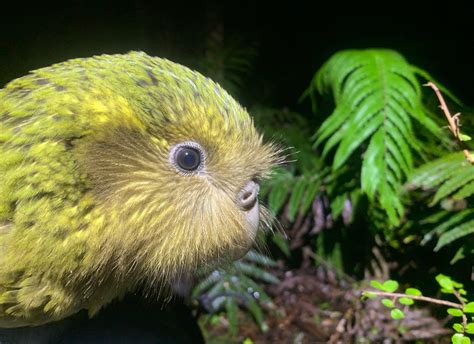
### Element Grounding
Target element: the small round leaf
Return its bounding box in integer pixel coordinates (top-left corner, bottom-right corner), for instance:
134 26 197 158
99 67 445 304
453 323 464 333
370 280 385 291
448 308 465 317
451 333 470 344
465 323 474 334
436 274 454 291
405 288 422 296
464 302 474 313
399 297 414 306
390 308 405 320
381 299 395 308
382 280 399 293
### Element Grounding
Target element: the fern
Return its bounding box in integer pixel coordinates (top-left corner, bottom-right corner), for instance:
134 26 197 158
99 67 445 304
409 152 474 204
435 219 474 251
253 106 330 222
261 167 325 221
410 153 474 252
308 49 443 226
192 250 277 334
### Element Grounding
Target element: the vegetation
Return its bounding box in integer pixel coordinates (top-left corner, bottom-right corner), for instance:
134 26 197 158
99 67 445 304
191 30 473 342
364 274 474 343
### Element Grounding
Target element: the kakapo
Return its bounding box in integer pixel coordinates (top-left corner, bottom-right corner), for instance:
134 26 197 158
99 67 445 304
0 52 277 327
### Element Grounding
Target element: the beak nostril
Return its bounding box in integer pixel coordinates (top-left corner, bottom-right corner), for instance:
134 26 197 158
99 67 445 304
238 180 259 211
242 191 253 201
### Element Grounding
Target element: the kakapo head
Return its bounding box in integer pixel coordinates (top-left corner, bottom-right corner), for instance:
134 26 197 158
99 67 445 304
75 52 279 283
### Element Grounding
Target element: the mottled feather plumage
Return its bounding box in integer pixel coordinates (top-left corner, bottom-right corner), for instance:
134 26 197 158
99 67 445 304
0 52 276 327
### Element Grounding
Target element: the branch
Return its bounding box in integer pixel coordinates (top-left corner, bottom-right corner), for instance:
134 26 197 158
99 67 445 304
424 82 474 164
453 289 468 330
362 290 462 309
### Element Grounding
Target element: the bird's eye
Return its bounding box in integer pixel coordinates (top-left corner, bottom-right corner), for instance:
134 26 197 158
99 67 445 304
170 142 205 174
176 147 200 171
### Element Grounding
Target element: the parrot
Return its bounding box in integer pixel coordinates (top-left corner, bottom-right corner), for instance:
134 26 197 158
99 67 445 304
0 51 277 328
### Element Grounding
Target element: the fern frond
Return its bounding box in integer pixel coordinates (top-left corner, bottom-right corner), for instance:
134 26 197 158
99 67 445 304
421 209 474 245
409 152 474 203
311 49 441 225
410 153 474 255
192 249 276 334
435 219 474 251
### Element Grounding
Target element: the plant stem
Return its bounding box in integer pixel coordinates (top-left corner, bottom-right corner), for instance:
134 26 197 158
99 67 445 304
453 289 468 329
424 81 474 164
362 290 462 309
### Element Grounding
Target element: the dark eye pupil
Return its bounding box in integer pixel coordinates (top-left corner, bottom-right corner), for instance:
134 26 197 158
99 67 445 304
176 147 201 171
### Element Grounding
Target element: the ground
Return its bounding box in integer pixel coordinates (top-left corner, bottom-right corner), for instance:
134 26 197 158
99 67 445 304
200 262 451 343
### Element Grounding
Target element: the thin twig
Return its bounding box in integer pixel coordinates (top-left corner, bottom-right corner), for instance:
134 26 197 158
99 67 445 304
362 290 462 309
453 289 468 330
424 82 474 164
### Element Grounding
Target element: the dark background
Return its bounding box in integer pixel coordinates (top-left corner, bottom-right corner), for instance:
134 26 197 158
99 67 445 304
1 3 472 107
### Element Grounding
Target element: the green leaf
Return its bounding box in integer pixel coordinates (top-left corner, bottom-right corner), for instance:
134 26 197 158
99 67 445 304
382 280 399 293
192 270 222 297
333 114 383 170
370 280 385 291
410 151 474 242
272 232 290 257
244 250 278 268
464 302 474 313
409 152 467 191
459 133 472 142
233 262 280 284
238 275 272 303
330 193 347 220
448 308 465 317
435 220 474 251
431 168 474 205
381 298 395 308
299 178 320 216
452 333 471 344
465 323 474 334
422 210 474 246
399 297 414 306
268 178 291 215
225 297 239 336
436 274 454 292
243 338 254 344
246 297 265 331
207 283 226 301
405 288 422 296
453 323 464 333
288 178 306 221
390 308 405 319
454 180 474 200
